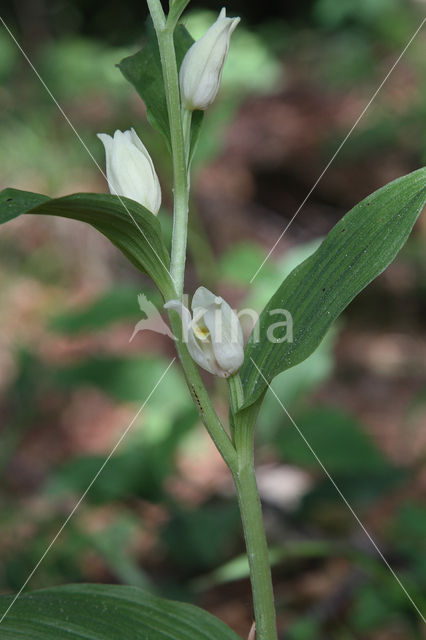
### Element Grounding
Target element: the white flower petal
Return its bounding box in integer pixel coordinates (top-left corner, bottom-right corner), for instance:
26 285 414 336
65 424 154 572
188 331 224 377
179 8 240 111
97 128 161 214
166 289 244 378
202 298 244 375
191 286 218 312
164 299 192 329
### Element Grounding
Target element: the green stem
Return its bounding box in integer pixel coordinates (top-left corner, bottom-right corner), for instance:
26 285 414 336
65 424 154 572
233 409 278 640
148 0 189 298
147 2 276 635
167 311 237 470
148 0 235 468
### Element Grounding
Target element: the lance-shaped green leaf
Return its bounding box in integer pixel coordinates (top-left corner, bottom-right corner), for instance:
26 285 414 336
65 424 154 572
118 21 203 160
0 189 175 298
0 583 242 639
240 167 426 409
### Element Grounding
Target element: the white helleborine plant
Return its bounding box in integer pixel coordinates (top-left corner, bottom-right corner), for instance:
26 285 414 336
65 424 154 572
97 128 161 214
165 287 244 378
179 8 240 111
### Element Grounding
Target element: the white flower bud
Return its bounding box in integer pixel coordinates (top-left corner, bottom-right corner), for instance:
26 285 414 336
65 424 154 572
179 8 240 111
165 286 244 378
97 128 161 215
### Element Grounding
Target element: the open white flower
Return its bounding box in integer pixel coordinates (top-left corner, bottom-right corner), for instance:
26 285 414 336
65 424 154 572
165 287 244 377
97 128 161 214
179 8 240 111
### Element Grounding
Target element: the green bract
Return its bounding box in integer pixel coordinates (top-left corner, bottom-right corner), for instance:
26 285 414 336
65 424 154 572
0 189 175 299
118 21 204 163
240 167 426 409
0 584 242 639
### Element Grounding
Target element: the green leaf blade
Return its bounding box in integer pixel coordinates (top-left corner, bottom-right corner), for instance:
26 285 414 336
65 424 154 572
0 583 242 639
241 168 426 409
0 189 175 298
1 189 49 222
118 27 170 146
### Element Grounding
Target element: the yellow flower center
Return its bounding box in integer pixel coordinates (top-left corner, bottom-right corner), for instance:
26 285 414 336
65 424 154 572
194 324 210 341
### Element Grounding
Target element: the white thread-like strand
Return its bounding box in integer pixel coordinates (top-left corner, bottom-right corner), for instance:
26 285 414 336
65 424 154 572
250 357 426 624
249 17 426 283
0 358 176 624
0 16 175 286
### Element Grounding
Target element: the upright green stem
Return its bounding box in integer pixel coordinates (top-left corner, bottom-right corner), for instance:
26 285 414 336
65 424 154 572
148 3 277 636
167 311 237 470
233 406 278 640
148 0 235 469
147 0 190 298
